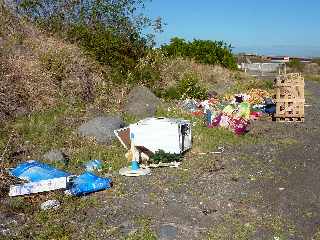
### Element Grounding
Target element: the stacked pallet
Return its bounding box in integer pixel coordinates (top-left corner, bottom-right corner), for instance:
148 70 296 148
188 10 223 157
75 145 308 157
274 73 305 122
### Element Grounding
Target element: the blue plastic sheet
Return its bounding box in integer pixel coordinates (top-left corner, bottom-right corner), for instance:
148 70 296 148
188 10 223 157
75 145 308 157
10 160 70 182
69 172 112 196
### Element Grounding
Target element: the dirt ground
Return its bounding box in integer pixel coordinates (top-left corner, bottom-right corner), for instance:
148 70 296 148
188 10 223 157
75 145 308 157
1 80 320 240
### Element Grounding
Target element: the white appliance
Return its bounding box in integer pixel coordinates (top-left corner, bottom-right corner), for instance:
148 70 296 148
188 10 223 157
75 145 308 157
129 117 192 154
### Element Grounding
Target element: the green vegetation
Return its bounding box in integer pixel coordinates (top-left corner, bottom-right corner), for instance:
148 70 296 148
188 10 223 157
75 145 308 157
161 37 238 70
15 0 161 73
150 150 182 164
161 73 208 100
125 217 157 240
287 59 304 72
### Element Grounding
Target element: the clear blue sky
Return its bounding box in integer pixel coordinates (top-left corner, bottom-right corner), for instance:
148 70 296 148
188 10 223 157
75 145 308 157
145 0 320 57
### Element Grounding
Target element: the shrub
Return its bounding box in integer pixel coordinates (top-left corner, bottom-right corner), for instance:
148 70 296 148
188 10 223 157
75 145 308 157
14 0 163 72
161 37 238 70
66 23 146 71
163 73 208 100
312 58 320 66
287 59 304 72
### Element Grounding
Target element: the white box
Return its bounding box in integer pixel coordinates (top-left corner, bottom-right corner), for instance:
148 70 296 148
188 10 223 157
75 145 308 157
9 177 69 197
129 117 192 154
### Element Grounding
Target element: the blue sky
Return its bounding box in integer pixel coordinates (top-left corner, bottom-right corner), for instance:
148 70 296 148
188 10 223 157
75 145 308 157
145 0 320 57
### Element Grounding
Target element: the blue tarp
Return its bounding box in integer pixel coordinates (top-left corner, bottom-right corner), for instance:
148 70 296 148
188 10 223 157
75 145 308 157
10 160 70 182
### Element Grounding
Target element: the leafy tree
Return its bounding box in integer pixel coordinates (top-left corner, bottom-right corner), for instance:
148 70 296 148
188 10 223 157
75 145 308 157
161 38 237 70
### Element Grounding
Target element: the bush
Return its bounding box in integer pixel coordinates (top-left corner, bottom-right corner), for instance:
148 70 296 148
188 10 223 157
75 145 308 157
287 59 304 72
14 0 162 72
161 37 238 70
312 58 320 66
162 73 208 100
66 23 146 71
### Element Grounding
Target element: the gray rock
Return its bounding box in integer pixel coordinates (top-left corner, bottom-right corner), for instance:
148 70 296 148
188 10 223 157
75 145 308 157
43 149 68 164
78 116 124 144
124 86 161 118
158 224 177 240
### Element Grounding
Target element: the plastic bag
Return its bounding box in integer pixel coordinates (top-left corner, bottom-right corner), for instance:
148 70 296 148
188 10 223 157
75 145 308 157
69 172 112 196
237 102 251 120
222 105 235 115
230 118 249 135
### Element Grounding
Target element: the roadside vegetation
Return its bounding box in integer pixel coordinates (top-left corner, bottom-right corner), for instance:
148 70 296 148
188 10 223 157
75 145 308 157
0 1 296 239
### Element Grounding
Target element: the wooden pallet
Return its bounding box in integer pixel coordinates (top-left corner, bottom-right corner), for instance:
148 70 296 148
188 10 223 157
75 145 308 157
276 117 304 123
274 73 305 122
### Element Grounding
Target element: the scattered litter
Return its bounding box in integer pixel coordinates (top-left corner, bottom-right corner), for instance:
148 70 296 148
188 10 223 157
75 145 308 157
9 160 112 196
181 99 198 113
9 176 70 197
10 160 70 182
198 146 225 155
279 188 285 191
40 200 60 211
115 117 192 174
118 133 151 177
68 172 112 196
84 160 103 172
140 161 181 168
119 166 151 177
9 160 72 196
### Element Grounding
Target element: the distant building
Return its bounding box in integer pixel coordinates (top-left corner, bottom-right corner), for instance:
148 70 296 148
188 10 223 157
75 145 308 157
270 56 290 63
269 56 312 63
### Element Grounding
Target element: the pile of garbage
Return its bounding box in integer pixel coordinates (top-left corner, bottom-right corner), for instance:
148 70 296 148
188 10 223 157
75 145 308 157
182 88 276 135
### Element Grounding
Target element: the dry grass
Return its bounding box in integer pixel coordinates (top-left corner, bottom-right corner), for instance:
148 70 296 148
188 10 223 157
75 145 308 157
0 5 127 122
159 57 255 95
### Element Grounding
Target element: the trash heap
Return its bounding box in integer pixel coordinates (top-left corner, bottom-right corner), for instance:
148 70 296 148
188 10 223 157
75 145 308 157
182 88 276 135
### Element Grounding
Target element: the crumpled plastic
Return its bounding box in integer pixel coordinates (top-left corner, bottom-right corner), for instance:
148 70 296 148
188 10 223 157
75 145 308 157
68 172 112 196
10 160 70 182
237 102 251 120
211 113 249 135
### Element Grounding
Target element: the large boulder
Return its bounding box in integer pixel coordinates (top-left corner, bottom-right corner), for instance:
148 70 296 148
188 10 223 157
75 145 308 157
124 86 161 118
78 116 124 144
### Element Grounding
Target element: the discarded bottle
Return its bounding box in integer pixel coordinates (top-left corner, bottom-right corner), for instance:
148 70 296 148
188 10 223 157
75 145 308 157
84 160 103 172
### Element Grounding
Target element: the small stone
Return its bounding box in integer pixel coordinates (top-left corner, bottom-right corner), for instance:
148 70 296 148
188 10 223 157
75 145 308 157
40 200 60 211
158 224 177 240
